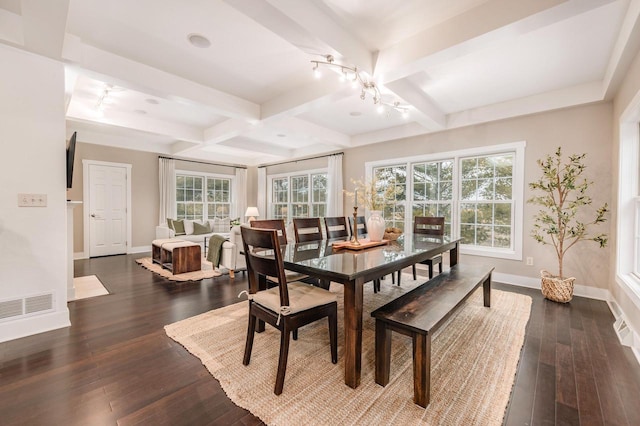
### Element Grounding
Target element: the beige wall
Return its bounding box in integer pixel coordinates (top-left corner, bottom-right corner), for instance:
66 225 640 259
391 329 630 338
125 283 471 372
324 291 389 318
68 144 241 253
612 48 640 334
343 103 614 289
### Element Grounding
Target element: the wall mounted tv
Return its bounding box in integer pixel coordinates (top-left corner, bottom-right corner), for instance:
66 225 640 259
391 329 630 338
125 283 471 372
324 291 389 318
66 131 77 189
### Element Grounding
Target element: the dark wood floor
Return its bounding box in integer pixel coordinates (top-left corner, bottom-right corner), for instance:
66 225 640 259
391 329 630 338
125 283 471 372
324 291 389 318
1 254 639 425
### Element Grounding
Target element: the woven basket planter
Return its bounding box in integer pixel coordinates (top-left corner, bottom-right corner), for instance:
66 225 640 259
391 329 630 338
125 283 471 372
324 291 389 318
540 270 575 303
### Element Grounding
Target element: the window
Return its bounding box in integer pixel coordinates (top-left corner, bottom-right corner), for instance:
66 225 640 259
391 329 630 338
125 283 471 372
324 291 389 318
373 165 407 231
459 154 514 249
176 172 233 220
268 170 328 221
412 160 453 236
366 142 525 260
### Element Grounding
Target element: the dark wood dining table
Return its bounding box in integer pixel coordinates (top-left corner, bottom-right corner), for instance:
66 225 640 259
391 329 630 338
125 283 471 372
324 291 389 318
279 233 462 389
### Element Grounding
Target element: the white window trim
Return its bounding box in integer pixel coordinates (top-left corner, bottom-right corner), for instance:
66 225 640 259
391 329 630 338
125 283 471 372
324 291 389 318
267 168 328 220
616 89 640 309
365 141 526 260
175 169 236 218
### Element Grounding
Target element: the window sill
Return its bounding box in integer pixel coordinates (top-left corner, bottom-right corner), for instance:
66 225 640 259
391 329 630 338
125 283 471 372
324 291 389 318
616 272 640 311
461 245 521 261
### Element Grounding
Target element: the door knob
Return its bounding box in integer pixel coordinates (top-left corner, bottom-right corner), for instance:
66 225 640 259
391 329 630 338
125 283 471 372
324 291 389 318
91 214 96 218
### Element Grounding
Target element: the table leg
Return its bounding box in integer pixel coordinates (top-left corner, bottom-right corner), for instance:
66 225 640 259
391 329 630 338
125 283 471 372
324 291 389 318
343 277 364 388
449 241 459 267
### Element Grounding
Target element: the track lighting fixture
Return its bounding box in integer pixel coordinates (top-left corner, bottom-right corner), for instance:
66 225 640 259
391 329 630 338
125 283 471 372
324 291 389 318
310 54 409 117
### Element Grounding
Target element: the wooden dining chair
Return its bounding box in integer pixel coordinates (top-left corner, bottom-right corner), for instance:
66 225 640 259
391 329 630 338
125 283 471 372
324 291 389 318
293 217 323 243
412 216 445 280
240 226 338 395
348 216 368 237
324 216 350 239
346 216 388 292
251 219 308 284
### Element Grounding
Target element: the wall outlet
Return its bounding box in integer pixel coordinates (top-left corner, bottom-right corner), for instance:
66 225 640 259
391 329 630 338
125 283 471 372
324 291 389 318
526 257 534 266
18 193 47 207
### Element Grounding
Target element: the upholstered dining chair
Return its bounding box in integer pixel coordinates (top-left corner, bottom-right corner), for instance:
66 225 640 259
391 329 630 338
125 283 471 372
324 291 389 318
293 217 323 243
240 226 338 395
324 216 349 239
411 216 445 281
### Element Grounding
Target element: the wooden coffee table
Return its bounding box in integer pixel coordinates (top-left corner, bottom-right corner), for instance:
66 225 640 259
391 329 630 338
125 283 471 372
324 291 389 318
152 239 201 274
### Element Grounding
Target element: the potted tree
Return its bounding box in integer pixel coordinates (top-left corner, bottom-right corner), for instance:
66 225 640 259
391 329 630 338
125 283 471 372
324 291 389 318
528 147 608 303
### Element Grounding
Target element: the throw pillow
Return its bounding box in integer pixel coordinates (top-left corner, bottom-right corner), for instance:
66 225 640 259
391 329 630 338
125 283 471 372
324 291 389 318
192 221 211 235
166 218 174 230
172 219 186 236
183 219 195 235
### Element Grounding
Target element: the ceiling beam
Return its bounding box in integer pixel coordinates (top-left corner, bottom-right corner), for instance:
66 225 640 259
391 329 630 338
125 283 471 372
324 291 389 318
602 0 640 99
383 78 446 130
224 0 372 73
62 37 261 121
271 116 352 147
375 0 615 83
20 0 69 59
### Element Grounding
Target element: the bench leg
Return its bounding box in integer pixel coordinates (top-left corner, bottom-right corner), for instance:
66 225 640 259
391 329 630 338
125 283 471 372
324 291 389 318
483 273 491 307
374 320 392 386
413 333 431 408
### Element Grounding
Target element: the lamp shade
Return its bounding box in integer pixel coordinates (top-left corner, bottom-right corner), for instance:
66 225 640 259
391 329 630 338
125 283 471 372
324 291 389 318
244 207 259 222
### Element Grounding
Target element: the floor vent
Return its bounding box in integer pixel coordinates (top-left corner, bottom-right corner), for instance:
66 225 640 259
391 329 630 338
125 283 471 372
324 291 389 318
0 292 54 322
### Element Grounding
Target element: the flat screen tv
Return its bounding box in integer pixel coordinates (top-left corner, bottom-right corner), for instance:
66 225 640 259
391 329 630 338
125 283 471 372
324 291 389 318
66 131 77 189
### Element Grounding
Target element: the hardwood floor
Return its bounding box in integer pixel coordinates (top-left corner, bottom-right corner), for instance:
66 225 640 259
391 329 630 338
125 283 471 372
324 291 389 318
1 253 639 425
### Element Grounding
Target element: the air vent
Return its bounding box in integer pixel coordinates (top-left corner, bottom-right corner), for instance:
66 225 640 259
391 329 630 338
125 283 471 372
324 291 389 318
25 293 53 314
0 299 23 320
0 292 55 322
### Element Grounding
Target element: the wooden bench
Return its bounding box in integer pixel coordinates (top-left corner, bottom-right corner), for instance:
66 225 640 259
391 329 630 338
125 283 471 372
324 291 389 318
371 264 494 407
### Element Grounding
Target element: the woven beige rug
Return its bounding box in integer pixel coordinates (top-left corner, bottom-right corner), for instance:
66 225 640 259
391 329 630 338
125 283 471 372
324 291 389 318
165 277 531 425
136 257 221 281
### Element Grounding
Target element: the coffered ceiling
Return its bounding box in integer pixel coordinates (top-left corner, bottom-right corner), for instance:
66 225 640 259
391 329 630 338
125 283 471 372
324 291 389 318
1 0 639 166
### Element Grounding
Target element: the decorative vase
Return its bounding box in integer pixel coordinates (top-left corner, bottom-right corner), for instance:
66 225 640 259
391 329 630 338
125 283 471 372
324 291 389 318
540 269 575 303
367 210 385 242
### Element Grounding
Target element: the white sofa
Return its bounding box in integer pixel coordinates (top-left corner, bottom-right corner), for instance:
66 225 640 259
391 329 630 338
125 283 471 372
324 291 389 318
155 219 246 278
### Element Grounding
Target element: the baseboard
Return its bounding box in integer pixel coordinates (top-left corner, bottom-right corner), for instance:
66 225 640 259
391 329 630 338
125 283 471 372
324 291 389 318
492 272 611 301
74 245 150 260
0 309 70 344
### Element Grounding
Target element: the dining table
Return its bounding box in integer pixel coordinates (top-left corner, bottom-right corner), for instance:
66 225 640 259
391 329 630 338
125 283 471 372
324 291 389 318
279 233 462 389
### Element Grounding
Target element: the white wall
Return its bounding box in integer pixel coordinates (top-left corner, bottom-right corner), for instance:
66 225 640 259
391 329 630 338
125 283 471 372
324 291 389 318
0 45 69 342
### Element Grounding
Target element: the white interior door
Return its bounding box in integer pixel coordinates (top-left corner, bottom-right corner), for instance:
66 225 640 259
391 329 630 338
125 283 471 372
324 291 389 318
88 164 128 257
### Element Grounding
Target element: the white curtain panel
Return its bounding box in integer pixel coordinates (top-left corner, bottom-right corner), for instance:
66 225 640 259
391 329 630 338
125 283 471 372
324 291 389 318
158 157 176 225
257 167 267 220
235 167 247 221
327 153 344 216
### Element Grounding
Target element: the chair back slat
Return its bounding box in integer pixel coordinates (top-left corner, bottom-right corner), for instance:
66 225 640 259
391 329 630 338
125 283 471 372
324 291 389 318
413 216 445 236
348 216 368 237
293 218 323 243
250 219 288 245
324 217 349 239
241 226 290 307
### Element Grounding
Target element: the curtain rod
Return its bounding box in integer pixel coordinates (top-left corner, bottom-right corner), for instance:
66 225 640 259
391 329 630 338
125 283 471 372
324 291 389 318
258 152 344 168
159 155 247 169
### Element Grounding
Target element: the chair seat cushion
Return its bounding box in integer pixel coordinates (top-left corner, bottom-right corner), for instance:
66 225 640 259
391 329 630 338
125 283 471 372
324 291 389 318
253 281 337 314
267 270 309 283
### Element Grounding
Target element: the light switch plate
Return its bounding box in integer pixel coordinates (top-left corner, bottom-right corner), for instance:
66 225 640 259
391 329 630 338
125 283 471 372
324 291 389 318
18 193 47 207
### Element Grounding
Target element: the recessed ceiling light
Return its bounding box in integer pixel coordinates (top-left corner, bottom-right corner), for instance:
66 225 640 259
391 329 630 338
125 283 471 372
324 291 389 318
145 98 159 105
188 33 211 48
134 109 147 115
277 134 287 138
349 111 362 117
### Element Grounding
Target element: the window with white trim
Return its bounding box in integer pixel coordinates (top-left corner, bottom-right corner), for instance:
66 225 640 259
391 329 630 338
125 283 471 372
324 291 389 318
268 170 328 221
175 172 233 220
366 142 525 260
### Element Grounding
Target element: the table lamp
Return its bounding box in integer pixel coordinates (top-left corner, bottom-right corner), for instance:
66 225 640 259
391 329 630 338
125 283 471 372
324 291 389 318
245 206 260 223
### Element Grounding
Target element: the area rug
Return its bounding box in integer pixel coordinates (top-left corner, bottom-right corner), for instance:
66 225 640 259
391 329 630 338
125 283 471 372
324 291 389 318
165 276 532 425
73 275 109 300
135 257 221 281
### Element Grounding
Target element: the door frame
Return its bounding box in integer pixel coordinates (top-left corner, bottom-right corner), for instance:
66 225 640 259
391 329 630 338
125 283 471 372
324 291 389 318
82 159 132 258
